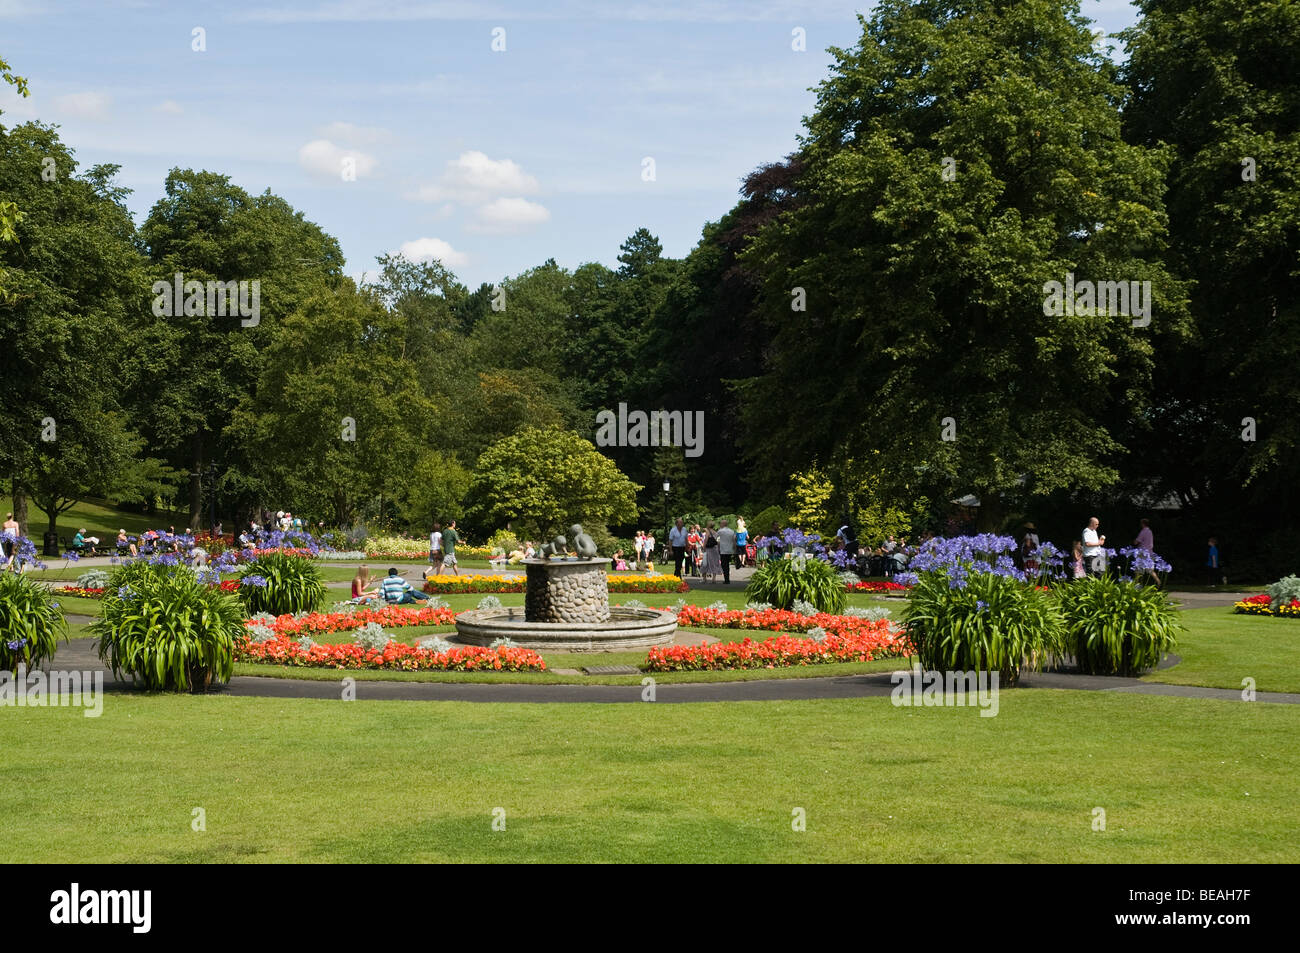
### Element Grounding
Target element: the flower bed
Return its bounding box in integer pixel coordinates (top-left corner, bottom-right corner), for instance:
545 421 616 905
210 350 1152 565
364 543 496 561
846 580 912 594
1233 594 1300 617
647 625 909 672
55 586 106 598
237 637 546 672
420 573 687 595
675 604 911 644
249 605 458 638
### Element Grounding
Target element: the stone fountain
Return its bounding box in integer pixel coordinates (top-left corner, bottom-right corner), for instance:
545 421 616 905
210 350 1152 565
453 524 677 652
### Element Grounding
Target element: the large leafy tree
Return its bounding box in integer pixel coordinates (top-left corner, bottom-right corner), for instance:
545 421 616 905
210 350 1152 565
464 427 640 538
1120 0 1300 546
0 53 30 302
739 0 1186 529
133 169 344 528
227 285 433 527
0 122 155 537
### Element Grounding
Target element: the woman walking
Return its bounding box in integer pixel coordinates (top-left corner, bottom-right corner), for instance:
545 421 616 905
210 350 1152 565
702 521 722 582
735 518 749 568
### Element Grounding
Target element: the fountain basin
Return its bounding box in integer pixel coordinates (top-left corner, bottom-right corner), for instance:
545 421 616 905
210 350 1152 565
454 606 677 653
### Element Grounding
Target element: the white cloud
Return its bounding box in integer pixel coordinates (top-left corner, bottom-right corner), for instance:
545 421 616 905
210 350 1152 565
53 91 111 121
155 99 184 115
469 197 551 234
395 237 468 267
415 150 539 204
320 121 392 145
298 138 378 180
0 84 37 120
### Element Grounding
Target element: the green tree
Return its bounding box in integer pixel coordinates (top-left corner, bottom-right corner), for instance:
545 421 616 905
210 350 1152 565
740 0 1186 529
1120 0 1300 538
0 53 30 302
0 122 152 538
464 427 640 538
134 169 344 528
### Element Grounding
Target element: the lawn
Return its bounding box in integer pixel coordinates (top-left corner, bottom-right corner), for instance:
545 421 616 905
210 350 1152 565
1 690 1294 863
1143 606 1300 694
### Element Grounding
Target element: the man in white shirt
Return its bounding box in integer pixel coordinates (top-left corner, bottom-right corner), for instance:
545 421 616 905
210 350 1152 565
1082 517 1106 576
644 532 656 569
716 518 737 584
668 518 688 578
429 524 443 567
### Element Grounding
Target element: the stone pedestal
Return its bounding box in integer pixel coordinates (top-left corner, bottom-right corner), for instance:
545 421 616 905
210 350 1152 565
524 558 610 623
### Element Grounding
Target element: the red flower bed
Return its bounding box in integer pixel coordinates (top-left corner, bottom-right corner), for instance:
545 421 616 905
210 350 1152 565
846 580 911 594
237 636 546 672
55 586 105 598
647 627 909 672
1233 593 1300 617
247 605 458 638
675 604 907 641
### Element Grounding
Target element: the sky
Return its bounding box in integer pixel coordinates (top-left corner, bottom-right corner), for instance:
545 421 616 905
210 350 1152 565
1 0 1143 288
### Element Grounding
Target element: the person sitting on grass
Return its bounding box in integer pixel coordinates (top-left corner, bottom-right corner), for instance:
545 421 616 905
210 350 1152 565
351 566 377 602
379 567 427 605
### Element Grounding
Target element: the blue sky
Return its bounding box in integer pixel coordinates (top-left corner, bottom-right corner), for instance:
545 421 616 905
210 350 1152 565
2 0 1142 288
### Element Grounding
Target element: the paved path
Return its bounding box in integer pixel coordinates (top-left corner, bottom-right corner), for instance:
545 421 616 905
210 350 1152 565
35 637 1298 705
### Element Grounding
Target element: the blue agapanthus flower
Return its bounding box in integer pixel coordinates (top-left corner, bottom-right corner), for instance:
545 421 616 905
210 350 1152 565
117 585 134 600
241 574 269 588
6 638 27 650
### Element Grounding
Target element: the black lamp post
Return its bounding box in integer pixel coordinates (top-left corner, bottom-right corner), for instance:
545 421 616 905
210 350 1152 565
662 480 670 558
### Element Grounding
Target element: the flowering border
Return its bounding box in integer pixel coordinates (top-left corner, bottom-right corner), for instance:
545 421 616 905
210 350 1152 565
420 573 687 595
1233 594 1300 617
237 637 546 671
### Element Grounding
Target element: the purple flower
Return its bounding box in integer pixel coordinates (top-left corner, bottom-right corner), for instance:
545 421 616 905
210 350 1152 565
240 574 269 588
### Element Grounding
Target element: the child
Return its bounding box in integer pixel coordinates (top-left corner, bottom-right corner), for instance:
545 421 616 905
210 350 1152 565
1071 540 1085 580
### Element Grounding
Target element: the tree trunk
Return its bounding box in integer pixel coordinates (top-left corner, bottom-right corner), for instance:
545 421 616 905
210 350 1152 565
189 434 203 531
11 483 27 536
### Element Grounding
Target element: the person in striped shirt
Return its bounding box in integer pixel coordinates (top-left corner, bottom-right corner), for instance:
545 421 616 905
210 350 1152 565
379 568 419 604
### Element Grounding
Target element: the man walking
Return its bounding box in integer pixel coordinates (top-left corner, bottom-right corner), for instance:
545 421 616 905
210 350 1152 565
668 518 688 578
1082 516 1106 576
429 523 443 571
717 518 737 585
439 520 460 576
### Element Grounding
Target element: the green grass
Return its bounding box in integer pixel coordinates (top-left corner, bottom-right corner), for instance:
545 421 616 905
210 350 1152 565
22 498 186 540
1 690 1295 863
1143 606 1300 694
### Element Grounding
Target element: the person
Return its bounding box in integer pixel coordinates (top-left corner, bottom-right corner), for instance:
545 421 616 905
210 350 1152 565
668 518 688 578
429 523 443 570
438 520 460 576
1206 537 1221 586
1021 533 1039 577
2 512 17 569
116 529 137 558
523 540 536 559
702 521 721 583
717 518 737 585
73 528 99 553
735 518 749 568
687 524 703 577
1082 516 1106 576
643 530 655 570
1071 540 1086 579
379 568 423 604
351 566 375 601
1134 518 1154 552
612 549 629 571
767 523 785 559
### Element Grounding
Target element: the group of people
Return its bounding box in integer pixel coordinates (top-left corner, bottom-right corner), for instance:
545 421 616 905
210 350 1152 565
665 517 747 584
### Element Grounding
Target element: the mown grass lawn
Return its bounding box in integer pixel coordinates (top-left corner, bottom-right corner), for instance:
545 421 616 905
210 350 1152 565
1143 606 1300 694
1 690 1294 863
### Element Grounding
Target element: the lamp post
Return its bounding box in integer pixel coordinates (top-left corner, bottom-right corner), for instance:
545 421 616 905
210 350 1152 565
662 480 670 560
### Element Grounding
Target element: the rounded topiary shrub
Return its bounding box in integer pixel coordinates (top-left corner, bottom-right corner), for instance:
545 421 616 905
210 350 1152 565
1056 576 1182 676
237 552 326 617
76 568 111 590
0 571 69 670
93 562 241 692
903 570 1064 686
745 556 847 614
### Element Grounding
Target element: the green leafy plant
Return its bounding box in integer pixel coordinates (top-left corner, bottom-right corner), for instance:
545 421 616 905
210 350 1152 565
93 563 240 691
903 572 1065 685
238 552 327 616
745 557 847 614
0 571 69 670
1265 575 1300 607
1056 576 1182 676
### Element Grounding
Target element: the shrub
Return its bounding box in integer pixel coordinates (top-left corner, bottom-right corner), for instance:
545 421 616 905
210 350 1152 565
416 635 454 653
1056 576 1182 676
745 556 847 614
486 529 522 556
93 563 240 691
844 606 891 621
903 570 1064 685
750 505 788 537
477 595 503 609
352 622 391 651
0 571 68 670
238 552 327 616
76 568 111 590
1265 575 1300 608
